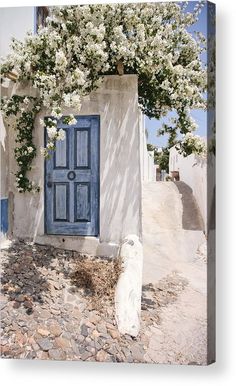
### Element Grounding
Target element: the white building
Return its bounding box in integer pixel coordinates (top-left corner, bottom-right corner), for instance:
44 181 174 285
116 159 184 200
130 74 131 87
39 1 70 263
0 6 155 253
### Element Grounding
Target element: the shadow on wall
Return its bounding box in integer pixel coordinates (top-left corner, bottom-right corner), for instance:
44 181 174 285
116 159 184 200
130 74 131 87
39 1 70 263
100 92 141 243
174 181 204 231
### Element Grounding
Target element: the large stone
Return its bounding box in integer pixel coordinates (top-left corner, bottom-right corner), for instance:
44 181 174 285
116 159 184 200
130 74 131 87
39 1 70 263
38 309 51 319
96 350 109 362
107 344 118 356
130 343 145 362
48 348 66 360
89 314 101 325
80 324 88 337
70 339 80 356
37 328 50 337
37 350 49 360
16 295 25 302
108 329 120 340
76 334 85 344
91 330 100 339
72 308 81 319
80 350 92 361
37 338 53 351
12 301 21 309
97 324 107 334
49 324 62 337
55 337 71 350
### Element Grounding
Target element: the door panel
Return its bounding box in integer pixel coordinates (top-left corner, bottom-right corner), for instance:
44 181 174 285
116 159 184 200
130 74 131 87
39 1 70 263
75 129 89 168
75 183 90 222
45 115 99 236
54 130 68 169
54 183 69 222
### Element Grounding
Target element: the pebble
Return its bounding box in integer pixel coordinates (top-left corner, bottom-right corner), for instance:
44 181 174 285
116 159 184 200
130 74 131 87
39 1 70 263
55 337 71 350
38 309 51 319
13 301 21 309
49 324 62 337
96 350 109 362
37 351 49 360
37 328 50 337
80 324 88 337
97 324 107 334
49 348 66 360
108 329 120 340
37 338 53 352
80 350 92 361
130 344 145 362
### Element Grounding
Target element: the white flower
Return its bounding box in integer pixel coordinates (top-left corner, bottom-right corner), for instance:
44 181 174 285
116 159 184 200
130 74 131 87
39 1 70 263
74 68 86 86
47 126 57 139
71 94 81 110
27 146 34 153
67 114 77 126
51 108 62 119
47 142 55 150
55 50 67 71
24 62 31 72
63 94 71 107
57 129 66 141
40 147 48 157
23 97 29 104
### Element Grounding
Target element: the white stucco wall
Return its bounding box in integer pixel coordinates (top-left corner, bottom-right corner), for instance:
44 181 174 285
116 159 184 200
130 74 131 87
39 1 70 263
139 113 156 182
6 75 142 256
0 6 35 239
0 111 8 198
169 147 208 231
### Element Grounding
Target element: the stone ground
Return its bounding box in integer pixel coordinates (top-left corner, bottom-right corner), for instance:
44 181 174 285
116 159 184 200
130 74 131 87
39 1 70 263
0 240 198 364
0 181 208 365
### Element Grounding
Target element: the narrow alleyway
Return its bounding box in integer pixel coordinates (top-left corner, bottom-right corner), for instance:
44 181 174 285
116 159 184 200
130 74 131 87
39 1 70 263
142 181 207 364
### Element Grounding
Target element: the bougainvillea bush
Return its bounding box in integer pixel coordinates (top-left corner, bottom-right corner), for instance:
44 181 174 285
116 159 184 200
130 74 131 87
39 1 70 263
0 2 207 192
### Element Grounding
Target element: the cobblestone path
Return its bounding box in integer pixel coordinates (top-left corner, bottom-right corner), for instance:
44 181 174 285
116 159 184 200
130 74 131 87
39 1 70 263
0 240 199 363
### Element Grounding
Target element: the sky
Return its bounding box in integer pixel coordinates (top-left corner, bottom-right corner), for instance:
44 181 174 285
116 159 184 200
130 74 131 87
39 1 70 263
145 1 208 148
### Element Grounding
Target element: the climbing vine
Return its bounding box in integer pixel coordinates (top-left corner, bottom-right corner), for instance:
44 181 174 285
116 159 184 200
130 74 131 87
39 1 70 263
1 95 41 192
0 2 207 192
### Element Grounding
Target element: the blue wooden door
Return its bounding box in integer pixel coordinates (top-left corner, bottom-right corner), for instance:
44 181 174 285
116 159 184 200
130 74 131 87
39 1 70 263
45 115 99 236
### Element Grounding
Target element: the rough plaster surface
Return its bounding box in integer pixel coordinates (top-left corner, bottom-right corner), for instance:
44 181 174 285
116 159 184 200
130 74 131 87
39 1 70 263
169 146 211 232
142 181 209 364
115 234 143 337
6 75 142 256
142 182 206 289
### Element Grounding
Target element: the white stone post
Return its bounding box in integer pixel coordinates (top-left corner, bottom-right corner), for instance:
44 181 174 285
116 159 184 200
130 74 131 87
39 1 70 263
115 234 143 337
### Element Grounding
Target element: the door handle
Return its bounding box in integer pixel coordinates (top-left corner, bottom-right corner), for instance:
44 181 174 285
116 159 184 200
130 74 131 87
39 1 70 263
67 171 76 180
47 173 52 188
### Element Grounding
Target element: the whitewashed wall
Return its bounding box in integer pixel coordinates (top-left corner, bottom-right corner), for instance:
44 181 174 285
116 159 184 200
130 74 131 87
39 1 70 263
6 75 142 256
169 146 208 231
139 113 156 182
0 7 35 240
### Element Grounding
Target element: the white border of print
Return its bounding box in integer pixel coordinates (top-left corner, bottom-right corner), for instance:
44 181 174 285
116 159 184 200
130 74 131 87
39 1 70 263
0 1 236 386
